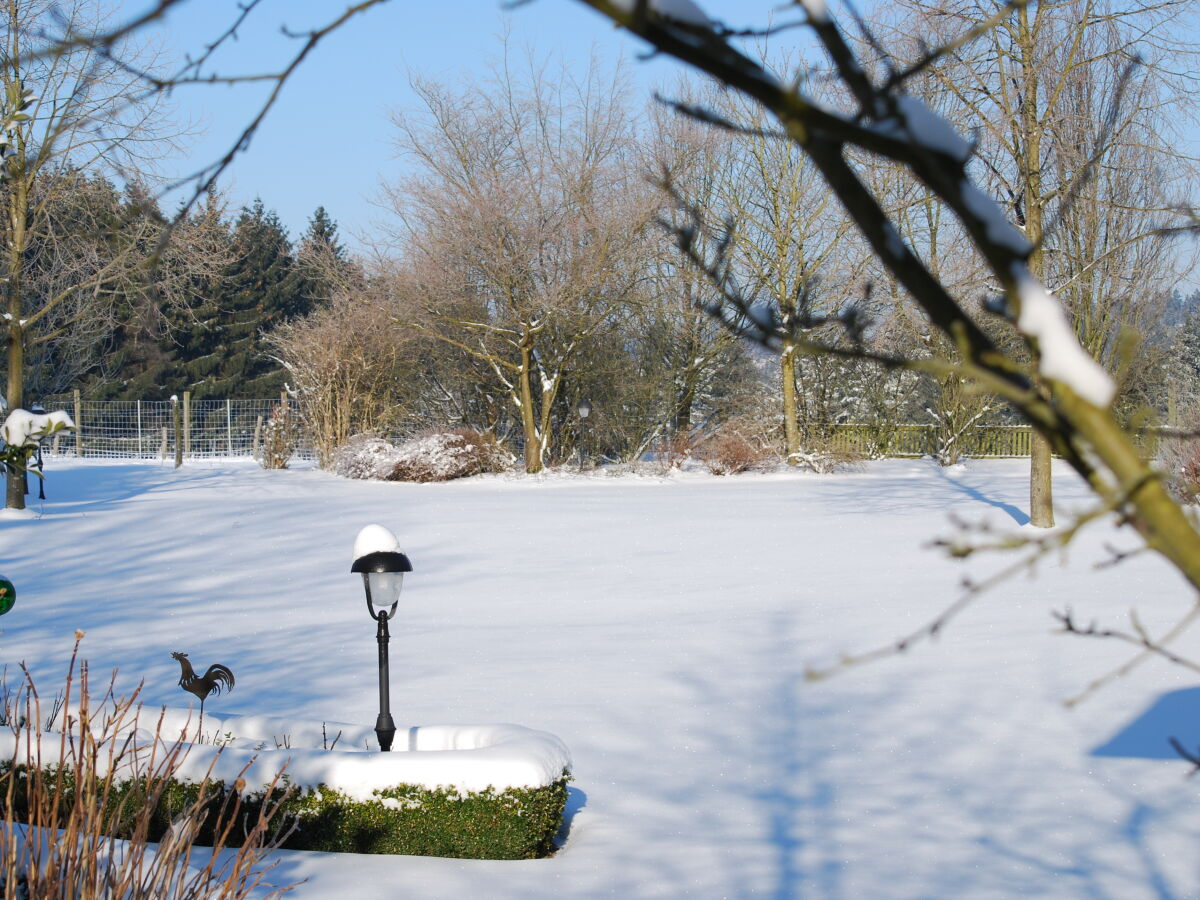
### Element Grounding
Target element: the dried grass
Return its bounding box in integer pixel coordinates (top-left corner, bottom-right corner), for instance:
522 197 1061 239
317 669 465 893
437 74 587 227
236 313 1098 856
0 637 298 899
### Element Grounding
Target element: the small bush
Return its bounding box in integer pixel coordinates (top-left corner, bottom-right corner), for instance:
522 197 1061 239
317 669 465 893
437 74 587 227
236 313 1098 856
787 446 863 474
331 433 404 479
1159 435 1200 505
658 431 696 471
386 429 513 483
698 425 776 475
788 428 863 474
260 402 298 470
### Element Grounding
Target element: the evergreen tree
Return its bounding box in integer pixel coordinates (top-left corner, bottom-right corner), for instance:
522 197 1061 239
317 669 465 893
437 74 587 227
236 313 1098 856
299 206 344 262
296 205 353 310
189 199 303 399
87 188 234 400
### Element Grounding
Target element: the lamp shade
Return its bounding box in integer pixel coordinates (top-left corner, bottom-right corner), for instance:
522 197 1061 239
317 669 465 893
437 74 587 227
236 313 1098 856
577 399 593 419
352 525 412 618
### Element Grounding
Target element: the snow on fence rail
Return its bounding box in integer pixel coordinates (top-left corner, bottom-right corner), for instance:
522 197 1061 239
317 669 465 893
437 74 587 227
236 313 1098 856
38 391 314 461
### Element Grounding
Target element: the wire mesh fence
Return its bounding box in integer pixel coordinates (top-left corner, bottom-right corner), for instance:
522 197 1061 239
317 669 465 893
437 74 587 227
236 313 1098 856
17 393 1174 463
38 392 314 460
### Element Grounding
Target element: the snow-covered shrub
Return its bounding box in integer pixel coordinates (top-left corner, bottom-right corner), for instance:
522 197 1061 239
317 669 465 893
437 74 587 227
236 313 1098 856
332 430 512 482
331 434 404 480
787 445 862 474
786 426 864 473
387 428 513 483
697 424 777 475
1158 434 1200 504
260 402 298 470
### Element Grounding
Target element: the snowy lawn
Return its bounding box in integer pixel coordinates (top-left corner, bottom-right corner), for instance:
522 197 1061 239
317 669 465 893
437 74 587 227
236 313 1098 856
3 457 1200 898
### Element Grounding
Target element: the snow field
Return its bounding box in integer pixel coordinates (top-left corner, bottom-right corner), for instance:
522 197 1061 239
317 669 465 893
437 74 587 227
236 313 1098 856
2 458 1199 898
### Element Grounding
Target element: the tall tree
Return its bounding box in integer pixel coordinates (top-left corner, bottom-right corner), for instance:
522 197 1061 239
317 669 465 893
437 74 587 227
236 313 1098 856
880 0 1198 525
86 187 234 400
382 53 651 473
0 0 205 507
296 205 353 310
647 91 756 442
189 199 302 398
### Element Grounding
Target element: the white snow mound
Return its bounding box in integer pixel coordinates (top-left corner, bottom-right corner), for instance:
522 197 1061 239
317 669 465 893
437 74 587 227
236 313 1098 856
0 711 571 801
1 408 74 448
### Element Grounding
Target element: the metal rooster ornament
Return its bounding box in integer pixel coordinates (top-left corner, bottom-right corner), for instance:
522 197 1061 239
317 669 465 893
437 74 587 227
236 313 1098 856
171 651 235 733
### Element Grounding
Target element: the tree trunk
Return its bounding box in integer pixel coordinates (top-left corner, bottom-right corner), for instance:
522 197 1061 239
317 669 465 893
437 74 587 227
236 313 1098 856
1018 4 1053 527
675 366 700 436
1029 429 1054 527
518 339 543 474
781 344 801 464
5 320 25 510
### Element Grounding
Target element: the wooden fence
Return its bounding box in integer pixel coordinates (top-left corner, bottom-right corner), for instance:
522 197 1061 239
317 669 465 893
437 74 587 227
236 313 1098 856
828 422 1169 459
829 424 1034 458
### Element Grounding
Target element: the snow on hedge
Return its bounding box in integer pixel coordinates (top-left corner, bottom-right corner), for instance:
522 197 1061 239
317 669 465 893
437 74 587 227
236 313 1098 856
0 710 571 801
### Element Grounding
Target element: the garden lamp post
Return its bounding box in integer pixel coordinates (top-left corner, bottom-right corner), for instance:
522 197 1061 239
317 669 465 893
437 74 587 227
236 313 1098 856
351 524 413 752
576 399 592 473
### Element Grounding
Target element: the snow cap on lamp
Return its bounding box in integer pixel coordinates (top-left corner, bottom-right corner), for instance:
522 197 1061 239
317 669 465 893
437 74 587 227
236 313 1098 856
351 524 412 619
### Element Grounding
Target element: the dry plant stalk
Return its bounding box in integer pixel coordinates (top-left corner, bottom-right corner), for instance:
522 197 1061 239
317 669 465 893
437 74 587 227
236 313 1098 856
259 403 297 471
0 637 298 899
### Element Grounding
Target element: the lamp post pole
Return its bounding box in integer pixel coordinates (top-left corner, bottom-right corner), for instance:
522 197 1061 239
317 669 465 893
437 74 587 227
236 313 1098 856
374 608 396 752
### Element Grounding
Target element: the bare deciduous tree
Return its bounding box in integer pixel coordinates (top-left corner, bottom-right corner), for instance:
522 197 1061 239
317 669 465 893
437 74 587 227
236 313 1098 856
266 285 415 467
0 0 202 509
878 0 1198 524
571 0 1200 673
379 53 652 473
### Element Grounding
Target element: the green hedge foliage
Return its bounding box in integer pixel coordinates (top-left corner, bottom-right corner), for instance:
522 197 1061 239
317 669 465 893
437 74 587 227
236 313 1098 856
2 763 570 860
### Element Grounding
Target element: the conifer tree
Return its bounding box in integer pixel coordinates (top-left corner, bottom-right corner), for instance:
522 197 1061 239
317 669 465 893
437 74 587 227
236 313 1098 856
191 199 302 398
296 205 352 311
87 188 234 400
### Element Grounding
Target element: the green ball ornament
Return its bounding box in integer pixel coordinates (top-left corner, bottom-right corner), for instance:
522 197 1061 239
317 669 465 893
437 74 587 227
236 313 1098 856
0 576 13 616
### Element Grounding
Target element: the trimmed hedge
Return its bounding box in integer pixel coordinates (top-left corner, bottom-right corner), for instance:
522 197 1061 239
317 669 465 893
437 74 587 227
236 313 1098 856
2 763 570 860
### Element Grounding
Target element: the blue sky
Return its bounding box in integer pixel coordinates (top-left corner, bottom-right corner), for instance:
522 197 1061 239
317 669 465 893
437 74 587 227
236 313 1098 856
130 0 1198 257
134 0 780 249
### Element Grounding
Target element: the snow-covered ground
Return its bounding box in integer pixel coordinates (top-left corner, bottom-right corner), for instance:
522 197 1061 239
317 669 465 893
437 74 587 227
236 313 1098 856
3 457 1200 898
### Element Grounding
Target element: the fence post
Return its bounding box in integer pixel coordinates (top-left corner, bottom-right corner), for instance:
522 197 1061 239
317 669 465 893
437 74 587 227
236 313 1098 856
73 389 83 458
183 391 191 460
253 415 263 461
227 399 233 455
161 427 168 461
173 397 183 469
137 400 143 456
